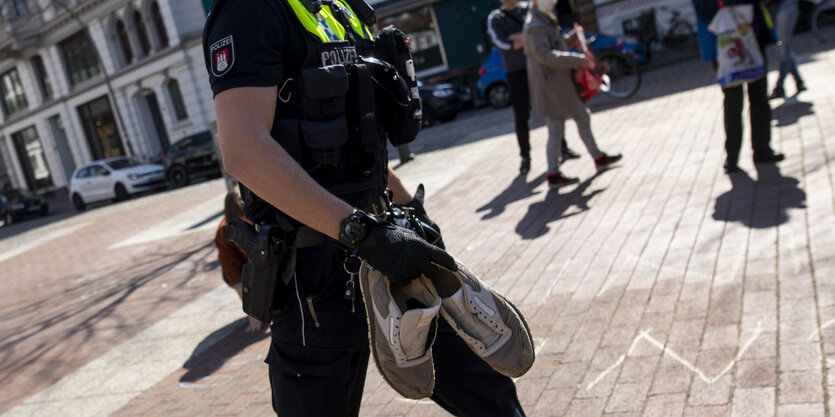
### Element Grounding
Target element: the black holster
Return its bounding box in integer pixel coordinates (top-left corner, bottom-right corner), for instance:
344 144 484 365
225 219 291 323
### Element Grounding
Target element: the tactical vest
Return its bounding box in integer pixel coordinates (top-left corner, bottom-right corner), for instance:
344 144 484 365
206 0 388 227
274 0 387 200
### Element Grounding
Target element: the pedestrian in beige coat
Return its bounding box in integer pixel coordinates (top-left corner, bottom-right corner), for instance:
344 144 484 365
524 0 622 188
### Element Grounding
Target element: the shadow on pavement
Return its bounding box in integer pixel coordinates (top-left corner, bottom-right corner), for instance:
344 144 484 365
180 317 270 383
515 169 610 240
476 174 546 220
0 240 217 412
772 98 815 127
712 164 806 229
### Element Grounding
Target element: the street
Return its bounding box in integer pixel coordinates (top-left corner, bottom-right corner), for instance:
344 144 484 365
1 35 834 417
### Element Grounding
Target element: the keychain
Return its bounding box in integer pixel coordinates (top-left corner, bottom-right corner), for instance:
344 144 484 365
343 253 362 313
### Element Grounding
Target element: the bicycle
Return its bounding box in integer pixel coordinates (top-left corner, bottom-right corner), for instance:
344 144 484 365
622 7 696 59
595 47 642 99
811 0 835 42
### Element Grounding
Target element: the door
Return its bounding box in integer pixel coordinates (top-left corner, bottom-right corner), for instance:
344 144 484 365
138 92 170 155
78 96 126 160
11 126 54 192
86 164 113 201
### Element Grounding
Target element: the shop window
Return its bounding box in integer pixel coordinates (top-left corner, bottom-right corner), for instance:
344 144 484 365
59 31 101 87
0 68 28 116
30 56 53 101
77 96 125 160
11 126 53 191
116 19 133 65
151 2 169 49
167 79 188 120
133 11 152 57
378 6 446 74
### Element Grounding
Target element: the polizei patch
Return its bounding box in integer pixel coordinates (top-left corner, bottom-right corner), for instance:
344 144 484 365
320 43 358 66
210 35 235 77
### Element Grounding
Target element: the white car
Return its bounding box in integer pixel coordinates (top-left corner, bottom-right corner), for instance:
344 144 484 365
68 157 167 211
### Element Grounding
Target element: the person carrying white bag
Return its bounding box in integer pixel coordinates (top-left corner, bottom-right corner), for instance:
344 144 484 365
693 0 785 173
710 2 767 86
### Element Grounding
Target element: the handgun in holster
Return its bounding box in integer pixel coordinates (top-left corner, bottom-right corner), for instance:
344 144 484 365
225 219 290 323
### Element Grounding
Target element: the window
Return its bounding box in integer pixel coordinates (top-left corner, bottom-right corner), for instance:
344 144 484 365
166 79 188 120
30 56 53 101
378 6 446 73
133 11 152 56
150 2 169 48
89 164 109 176
116 19 133 65
59 31 101 86
0 68 28 116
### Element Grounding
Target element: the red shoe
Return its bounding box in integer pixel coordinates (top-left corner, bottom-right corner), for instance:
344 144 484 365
594 153 622 170
547 172 579 189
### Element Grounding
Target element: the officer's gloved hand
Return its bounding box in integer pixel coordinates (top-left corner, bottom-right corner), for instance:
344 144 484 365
356 221 456 286
404 184 445 249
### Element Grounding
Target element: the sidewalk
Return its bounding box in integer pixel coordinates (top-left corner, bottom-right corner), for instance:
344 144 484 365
1 35 834 417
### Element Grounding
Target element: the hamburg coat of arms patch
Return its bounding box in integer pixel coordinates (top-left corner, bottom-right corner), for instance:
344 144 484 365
210 35 235 77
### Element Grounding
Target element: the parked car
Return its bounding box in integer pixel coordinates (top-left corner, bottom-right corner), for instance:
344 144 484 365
0 188 49 226
476 32 648 108
68 157 167 211
418 80 473 126
163 130 222 188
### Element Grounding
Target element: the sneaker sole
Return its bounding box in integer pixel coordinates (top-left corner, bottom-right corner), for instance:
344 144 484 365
494 291 536 376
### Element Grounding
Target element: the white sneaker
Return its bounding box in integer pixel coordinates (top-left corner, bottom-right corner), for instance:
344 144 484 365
359 262 441 399
422 262 535 378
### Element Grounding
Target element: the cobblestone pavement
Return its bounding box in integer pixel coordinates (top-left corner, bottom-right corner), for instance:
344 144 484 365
1 36 834 417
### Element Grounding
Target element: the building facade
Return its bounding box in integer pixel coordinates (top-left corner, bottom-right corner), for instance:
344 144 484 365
0 0 214 195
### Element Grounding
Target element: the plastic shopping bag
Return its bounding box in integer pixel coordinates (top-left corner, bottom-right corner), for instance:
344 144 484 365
708 4 765 87
572 23 608 101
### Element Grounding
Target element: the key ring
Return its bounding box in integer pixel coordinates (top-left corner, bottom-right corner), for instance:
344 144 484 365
343 252 363 275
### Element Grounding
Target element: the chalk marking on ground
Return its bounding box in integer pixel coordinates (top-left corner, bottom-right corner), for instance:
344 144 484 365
586 321 763 389
586 329 650 390
807 318 835 341
537 259 572 306
0 221 92 264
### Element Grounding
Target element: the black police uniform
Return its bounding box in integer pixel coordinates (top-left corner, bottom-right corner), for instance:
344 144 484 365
204 1 526 415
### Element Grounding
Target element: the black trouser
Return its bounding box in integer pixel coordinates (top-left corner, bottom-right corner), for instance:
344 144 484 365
507 70 531 159
722 53 773 164
267 243 526 417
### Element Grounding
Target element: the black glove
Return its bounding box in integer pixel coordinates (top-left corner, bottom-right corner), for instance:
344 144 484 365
404 184 445 249
354 220 456 286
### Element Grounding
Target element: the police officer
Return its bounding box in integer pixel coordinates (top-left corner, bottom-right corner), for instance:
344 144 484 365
203 0 528 416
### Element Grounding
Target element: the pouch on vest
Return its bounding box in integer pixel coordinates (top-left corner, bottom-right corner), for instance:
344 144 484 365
372 25 422 146
298 65 352 185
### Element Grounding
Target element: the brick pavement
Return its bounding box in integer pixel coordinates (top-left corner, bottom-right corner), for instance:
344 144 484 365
1 36 834 417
